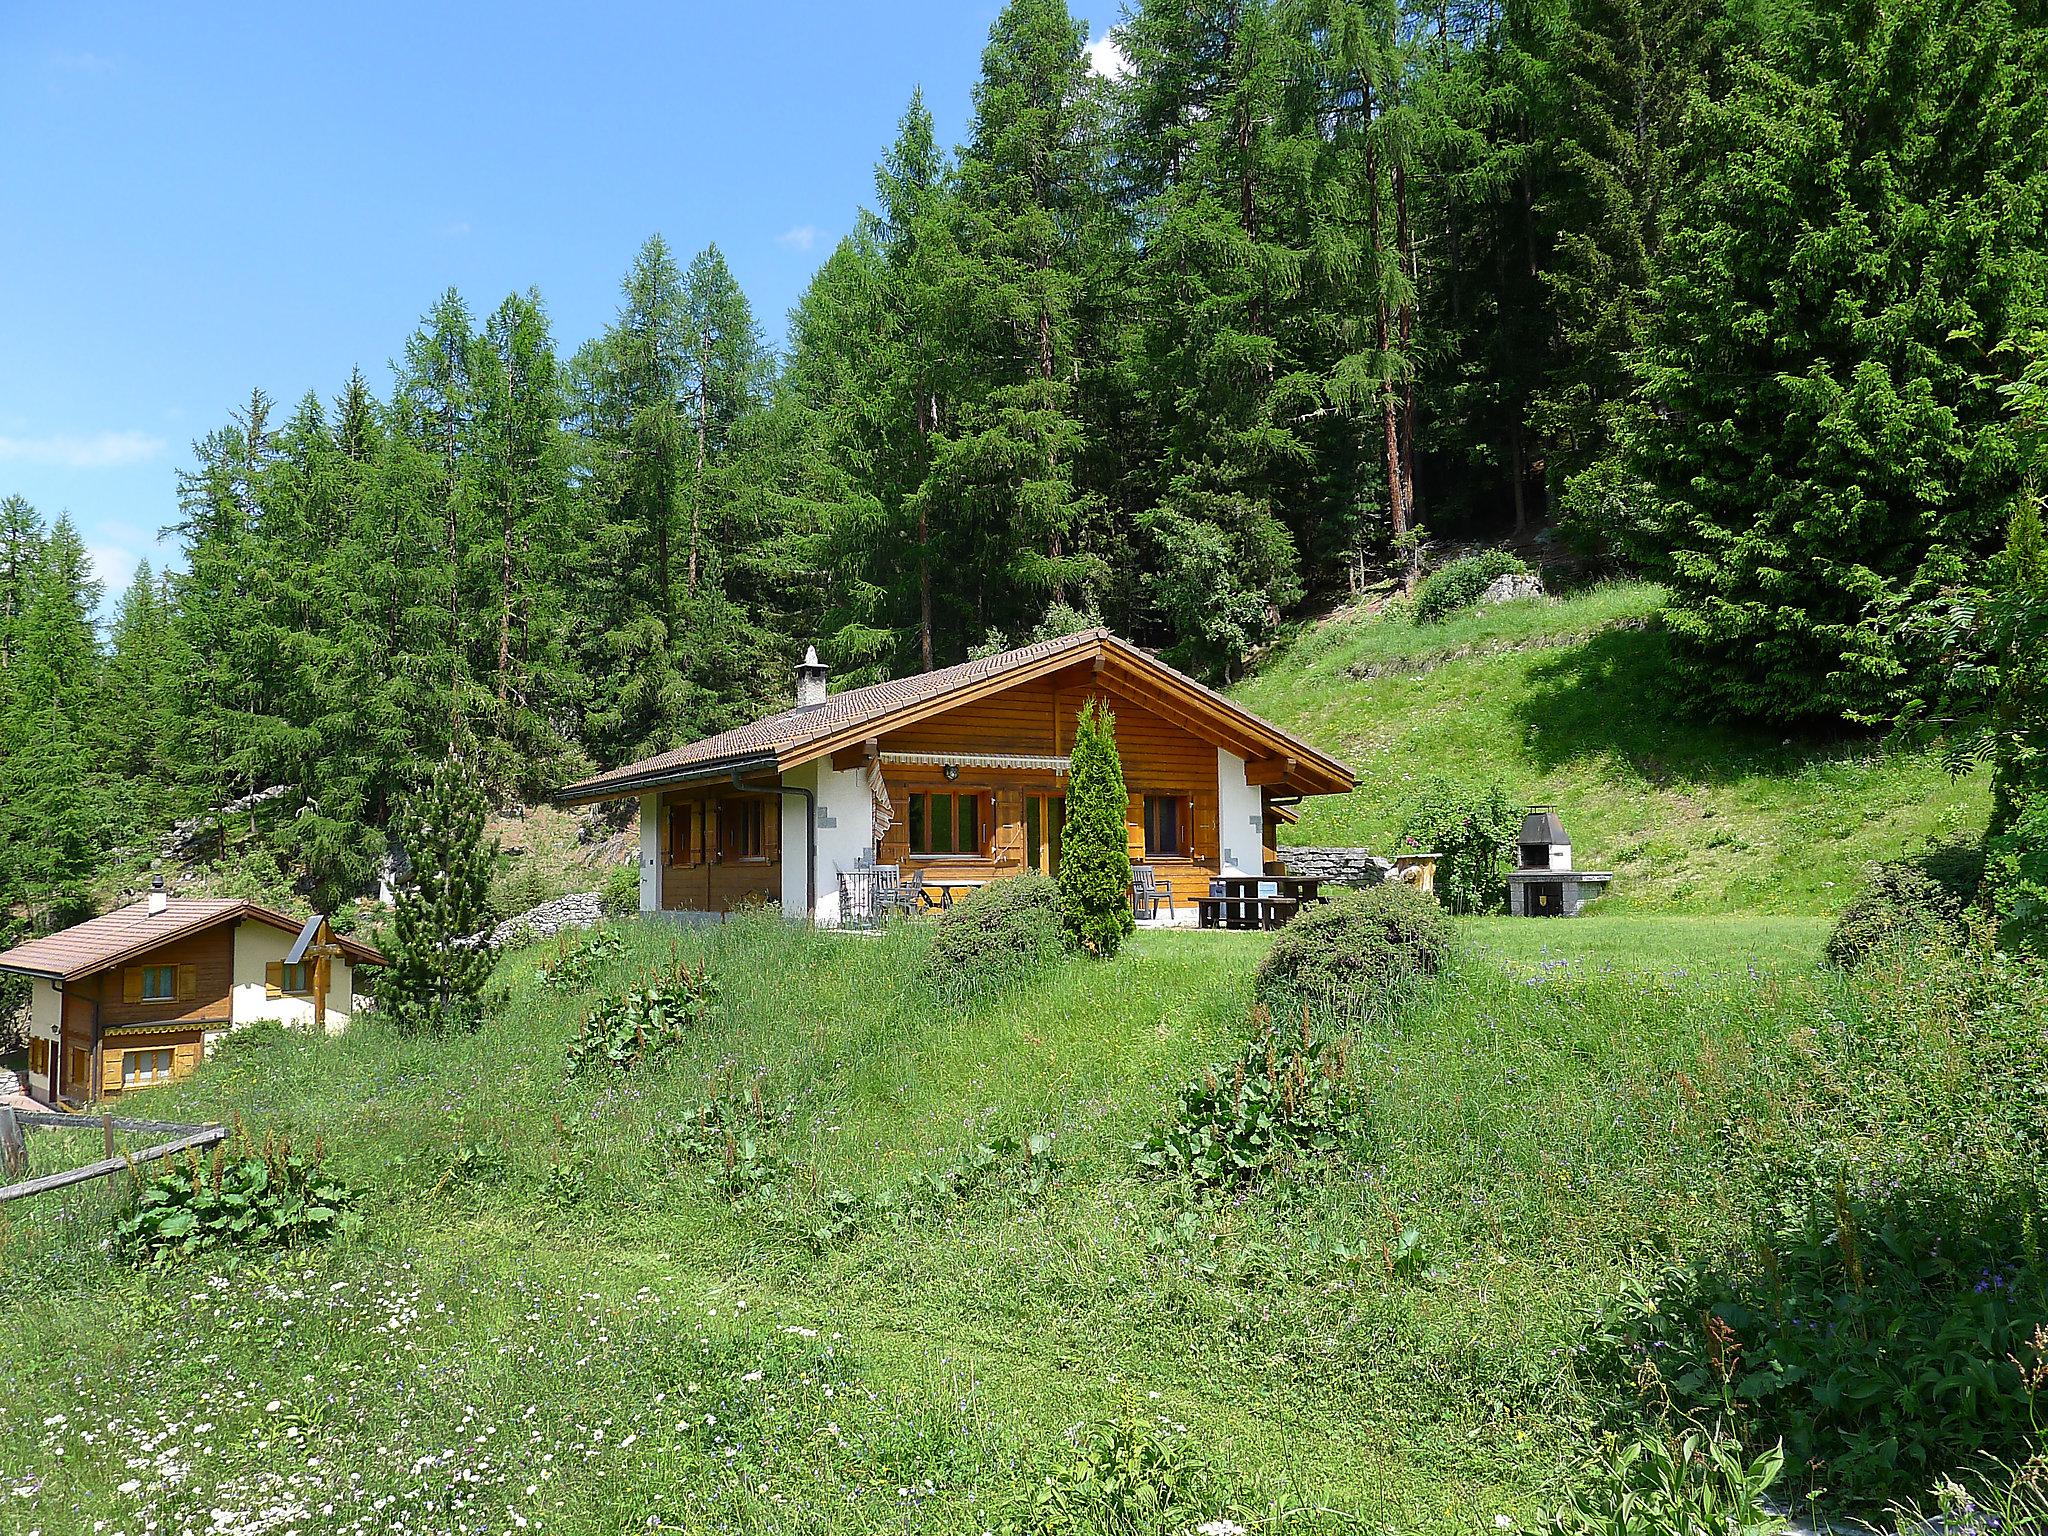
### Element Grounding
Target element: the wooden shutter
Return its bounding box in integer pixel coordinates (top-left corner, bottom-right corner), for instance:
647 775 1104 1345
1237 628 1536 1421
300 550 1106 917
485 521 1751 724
177 964 197 1002
102 1049 122 1094
123 967 142 1004
174 1041 202 1079
265 960 283 999
1125 794 1146 861
667 805 685 867
763 798 781 860
1187 796 1206 860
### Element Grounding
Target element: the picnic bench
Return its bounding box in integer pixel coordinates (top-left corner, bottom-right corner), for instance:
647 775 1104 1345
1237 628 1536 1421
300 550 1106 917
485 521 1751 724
1197 875 1325 932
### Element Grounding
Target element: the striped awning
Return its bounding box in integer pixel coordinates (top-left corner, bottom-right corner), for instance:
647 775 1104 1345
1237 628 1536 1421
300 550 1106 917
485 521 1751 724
879 750 1071 774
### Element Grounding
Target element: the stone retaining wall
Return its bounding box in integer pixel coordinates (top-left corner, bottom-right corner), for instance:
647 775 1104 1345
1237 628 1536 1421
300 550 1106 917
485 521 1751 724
1272 847 1395 888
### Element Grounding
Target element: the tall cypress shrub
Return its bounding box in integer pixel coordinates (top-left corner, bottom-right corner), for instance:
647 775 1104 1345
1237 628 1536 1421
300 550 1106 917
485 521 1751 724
1058 698 1134 957
381 754 500 1033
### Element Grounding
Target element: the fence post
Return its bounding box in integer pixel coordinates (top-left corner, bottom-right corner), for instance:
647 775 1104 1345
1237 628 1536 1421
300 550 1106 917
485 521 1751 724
0 1108 22 1177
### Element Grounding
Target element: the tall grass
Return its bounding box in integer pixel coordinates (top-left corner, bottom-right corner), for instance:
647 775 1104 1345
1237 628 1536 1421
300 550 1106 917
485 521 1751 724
13 911 1991 1532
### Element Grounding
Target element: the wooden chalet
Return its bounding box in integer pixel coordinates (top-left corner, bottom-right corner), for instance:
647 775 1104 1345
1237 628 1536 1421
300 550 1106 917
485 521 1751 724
0 893 382 1106
554 629 1355 925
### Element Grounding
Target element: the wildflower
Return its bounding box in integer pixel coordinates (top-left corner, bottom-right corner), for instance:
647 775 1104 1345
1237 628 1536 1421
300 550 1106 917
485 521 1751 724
1497 1518 1515 1529
1197 1521 1248 1536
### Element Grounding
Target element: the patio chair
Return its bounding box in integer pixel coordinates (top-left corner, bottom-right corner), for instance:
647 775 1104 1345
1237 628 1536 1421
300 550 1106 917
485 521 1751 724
1132 865 1176 922
899 869 931 914
872 865 903 921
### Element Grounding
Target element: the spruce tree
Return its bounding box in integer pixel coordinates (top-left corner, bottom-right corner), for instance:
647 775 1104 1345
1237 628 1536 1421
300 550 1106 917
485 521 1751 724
381 753 500 1034
1058 697 1134 957
1621 0 2048 722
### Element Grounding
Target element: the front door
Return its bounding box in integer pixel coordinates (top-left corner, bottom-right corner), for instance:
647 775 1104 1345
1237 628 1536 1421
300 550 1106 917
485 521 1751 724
1024 794 1065 875
60 991 96 1103
1530 881 1565 916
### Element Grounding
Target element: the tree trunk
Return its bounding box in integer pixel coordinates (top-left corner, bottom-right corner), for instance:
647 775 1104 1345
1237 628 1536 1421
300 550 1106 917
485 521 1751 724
1395 159 1420 532
1509 418 1529 537
690 337 709 597
1365 84 1406 540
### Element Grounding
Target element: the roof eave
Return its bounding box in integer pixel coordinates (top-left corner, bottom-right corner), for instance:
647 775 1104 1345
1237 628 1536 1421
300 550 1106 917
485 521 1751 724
552 751 781 807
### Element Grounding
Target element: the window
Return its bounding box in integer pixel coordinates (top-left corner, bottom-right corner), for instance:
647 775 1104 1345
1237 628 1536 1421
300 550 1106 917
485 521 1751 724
280 962 312 995
67 1046 90 1090
720 799 766 860
1024 794 1065 874
668 802 704 867
140 964 176 1001
27 1038 49 1078
1144 795 1188 858
122 1048 175 1088
907 791 983 857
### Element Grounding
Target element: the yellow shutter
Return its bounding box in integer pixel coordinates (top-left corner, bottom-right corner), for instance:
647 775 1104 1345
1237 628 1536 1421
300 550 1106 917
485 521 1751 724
177 963 198 1001
265 960 283 999
1187 796 1205 860
1125 794 1146 862
123 967 142 1004
174 1042 202 1079
101 1049 122 1094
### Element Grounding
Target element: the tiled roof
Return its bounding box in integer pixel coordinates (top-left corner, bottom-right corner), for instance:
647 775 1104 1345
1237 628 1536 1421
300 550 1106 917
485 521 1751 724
556 628 1356 802
0 899 384 981
556 630 1114 801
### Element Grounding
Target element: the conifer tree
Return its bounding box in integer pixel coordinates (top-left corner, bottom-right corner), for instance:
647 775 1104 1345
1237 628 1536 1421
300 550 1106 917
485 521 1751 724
1058 697 1134 956
381 753 500 1034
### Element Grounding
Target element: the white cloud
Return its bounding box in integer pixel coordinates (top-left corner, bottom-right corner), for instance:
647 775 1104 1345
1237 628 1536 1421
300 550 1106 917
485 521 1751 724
775 224 822 252
1087 30 1130 80
0 430 167 469
86 543 142 591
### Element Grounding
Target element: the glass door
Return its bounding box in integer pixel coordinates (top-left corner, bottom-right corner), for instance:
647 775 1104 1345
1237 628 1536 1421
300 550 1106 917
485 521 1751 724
1024 794 1065 874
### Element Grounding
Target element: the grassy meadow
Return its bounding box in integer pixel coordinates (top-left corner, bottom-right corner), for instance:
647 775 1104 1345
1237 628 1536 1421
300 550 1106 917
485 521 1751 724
1235 583 1989 913
1 908 1872 1536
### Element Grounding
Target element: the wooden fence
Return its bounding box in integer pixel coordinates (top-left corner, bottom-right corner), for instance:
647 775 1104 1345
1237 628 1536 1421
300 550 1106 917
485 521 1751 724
0 1107 227 1203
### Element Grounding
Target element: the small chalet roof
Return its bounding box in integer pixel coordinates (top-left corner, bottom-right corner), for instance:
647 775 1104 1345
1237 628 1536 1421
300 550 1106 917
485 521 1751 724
555 629 1356 804
0 898 384 982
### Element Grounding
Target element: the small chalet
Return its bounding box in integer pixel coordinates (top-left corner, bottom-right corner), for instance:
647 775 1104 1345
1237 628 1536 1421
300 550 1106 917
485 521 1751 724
0 890 383 1106
554 629 1356 925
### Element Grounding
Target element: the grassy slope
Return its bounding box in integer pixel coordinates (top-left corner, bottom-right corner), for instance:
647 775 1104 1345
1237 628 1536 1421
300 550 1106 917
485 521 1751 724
2 913 1840 1535
1232 582 1988 913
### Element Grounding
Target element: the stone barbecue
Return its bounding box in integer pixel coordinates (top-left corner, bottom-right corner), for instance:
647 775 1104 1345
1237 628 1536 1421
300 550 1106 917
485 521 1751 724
1505 807 1612 916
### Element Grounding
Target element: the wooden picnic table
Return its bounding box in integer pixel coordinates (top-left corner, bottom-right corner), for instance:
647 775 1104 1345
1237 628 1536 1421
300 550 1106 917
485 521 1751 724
1198 874 1325 931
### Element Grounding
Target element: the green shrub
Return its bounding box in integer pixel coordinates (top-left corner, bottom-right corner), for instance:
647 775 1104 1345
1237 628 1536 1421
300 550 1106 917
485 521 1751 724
923 872 1072 1002
1059 698 1135 957
115 1121 361 1263
1545 1431 1787 1536
536 926 626 993
207 1018 297 1065
600 860 640 917
1135 1018 1368 1192
1026 1416 1211 1535
1600 1176 2048 1509
1398 778 1522 915
565 966 714 1076
1253 882 1453 1022
1413 549 1533 623
1824 856 1972 968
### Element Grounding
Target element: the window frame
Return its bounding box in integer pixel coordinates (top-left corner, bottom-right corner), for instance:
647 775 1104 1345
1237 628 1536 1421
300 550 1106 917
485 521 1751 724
139 964 177 1002
28 1037 50 1077
280 961 313 995
718 797 767 862
906 789 988 859
122 1047 175 1088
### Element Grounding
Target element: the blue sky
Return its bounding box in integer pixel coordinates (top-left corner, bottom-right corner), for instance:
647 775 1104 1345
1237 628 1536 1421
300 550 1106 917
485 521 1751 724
0 2 1126 610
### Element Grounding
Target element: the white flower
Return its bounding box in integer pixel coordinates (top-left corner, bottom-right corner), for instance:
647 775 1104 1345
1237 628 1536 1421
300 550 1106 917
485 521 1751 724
1197 1521 1248 1536
1496 1518 1515 1530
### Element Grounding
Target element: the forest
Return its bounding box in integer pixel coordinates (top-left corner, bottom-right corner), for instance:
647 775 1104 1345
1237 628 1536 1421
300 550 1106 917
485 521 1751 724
0 0 2042 928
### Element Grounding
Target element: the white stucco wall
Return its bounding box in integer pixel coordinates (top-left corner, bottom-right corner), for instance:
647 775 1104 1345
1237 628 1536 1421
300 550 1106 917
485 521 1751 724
638 791 661 914
230 923 358 1034
1216 748 1265 877
26 978 59 1098
782 759 880 926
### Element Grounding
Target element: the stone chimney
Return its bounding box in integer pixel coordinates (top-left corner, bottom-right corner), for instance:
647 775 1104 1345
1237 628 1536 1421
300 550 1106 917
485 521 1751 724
147 874 168 916
795 645 829 709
